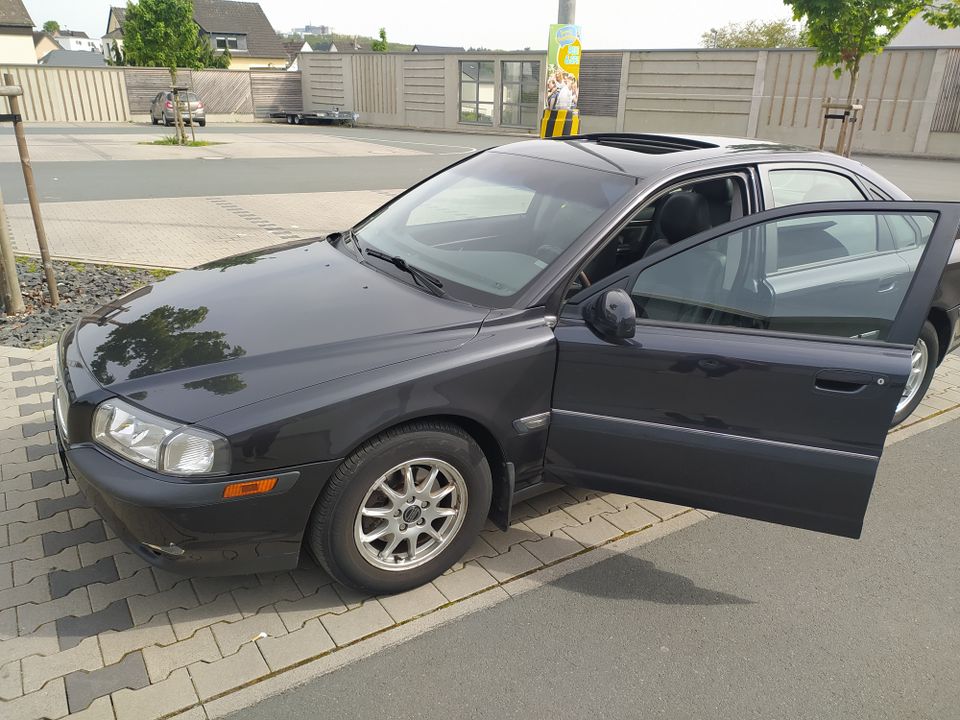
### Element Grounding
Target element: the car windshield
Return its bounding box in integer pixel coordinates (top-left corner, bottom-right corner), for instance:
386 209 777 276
354 151 634 306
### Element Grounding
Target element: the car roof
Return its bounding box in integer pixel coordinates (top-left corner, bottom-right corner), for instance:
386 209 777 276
489 133 861 181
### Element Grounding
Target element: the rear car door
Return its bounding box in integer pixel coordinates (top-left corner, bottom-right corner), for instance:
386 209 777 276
545 201 960 538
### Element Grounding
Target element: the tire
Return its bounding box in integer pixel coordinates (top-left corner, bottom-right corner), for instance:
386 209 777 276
198 120 206 127
307 421 492 594
163 117 172 127
294 115 302 125
891 320 939 427
151 114 158 126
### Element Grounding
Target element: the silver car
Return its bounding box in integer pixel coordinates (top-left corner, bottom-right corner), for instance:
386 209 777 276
150 91 206 127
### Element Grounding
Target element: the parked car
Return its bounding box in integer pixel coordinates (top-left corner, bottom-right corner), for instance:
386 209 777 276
150 91 206 127
55 133 960 594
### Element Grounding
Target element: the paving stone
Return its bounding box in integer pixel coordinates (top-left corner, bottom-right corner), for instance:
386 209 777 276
448 534 498 572
12 369 52 382
22 635 103 693
0 562 11 591
190 575 259 605
320 600 394 647
289 564 334 597
479 521 536 554
211 608 287 655
0 535 43 565
17 381 55 398
50 558 119 600
13 538 80 598
522 507 579 537
330 582 371 610
434 563 501 604
9 511 71 544
77 539 127 568
43 522 106 557
19 587 92 634
89 568 156 613
69 507 102 530
128 580 198 626
257 617 335 672
600 493 646 510
521 529 585 565
1 676 68 720
636 499 691 521
603 504 660 533
273 584 346 633
57 599 133 651
113 552 149 580
30 468 65 489
65 652 149 714
379 583 447 623
169 593 242 641
21 421 55 439
142 627 221 683
0 501 39 527
65 696 115 720
476 543 543 583
188 643 268 701
231 573 301 617
150 567 182 593
0 574 50 611
0 658 22 700
37 492 89 520
564 515 622 548
5 483 63 512
26 444 57 462
3 454 59 479
565 496 619 523
112 667 197 720
100 614 177 665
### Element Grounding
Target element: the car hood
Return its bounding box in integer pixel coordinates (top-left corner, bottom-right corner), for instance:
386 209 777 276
74 239 490 423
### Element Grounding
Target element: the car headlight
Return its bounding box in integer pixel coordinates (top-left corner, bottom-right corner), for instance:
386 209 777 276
92 399 229 475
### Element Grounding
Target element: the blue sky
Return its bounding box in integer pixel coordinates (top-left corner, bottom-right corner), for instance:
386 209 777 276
24 0 796 50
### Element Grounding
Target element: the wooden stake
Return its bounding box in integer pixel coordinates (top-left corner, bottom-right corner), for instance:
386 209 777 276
0 187 25 315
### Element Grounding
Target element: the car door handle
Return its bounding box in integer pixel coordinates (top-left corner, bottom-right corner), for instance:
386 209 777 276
877 276 898 294
814 369 873 393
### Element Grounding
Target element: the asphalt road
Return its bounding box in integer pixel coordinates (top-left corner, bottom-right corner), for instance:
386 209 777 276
229 418 960 720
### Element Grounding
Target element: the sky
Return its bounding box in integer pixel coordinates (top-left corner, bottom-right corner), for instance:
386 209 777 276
23 0 796 49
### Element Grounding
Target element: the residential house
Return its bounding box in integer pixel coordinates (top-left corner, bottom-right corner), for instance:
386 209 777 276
412 44 465 53
32 30 60 61
889 14 960 47
102 0 287 69
283 38 310 70
54 30 102 53
0 0 36 65
40 49 107 67
311 40 338 52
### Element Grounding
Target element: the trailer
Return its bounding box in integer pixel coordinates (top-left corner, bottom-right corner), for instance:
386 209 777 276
270 109 359 126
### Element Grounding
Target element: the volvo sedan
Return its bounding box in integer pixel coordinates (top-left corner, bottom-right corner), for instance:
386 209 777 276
55 133 960 594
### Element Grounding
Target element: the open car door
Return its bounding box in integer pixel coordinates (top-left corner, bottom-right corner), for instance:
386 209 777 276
545 201 960 538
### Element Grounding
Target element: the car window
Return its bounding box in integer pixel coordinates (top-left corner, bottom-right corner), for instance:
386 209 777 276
629 210 936 342
355 152 634 306
768 169 864 207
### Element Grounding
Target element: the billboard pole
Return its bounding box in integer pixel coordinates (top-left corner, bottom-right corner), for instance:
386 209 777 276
558 0 576 23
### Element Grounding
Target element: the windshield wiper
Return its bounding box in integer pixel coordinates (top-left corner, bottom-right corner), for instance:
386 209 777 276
365 248 447 297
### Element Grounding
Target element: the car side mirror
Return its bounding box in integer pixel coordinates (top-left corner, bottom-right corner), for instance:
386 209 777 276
583 288 636 340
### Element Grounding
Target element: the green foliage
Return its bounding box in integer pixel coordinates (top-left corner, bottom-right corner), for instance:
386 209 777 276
42 20 60 34
702 18 807 48
122 0 202 75
371 27 389 52
785 1 960 91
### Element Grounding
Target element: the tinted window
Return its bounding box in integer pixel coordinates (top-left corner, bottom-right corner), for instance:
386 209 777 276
769 169 864 207
630 211 936 342
356 152 633 306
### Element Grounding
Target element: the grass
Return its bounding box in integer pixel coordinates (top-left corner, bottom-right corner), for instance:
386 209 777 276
141 136 223 147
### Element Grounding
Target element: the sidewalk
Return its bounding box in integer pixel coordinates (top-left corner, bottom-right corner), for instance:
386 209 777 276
0 341 957 720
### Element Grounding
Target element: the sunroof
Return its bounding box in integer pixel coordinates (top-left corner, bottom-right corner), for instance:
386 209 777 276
566 133 719 155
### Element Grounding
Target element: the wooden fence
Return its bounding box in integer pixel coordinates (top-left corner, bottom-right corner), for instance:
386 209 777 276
0 65 128 122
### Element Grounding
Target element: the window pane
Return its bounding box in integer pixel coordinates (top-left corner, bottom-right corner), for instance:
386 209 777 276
460 81 477 102
520 84 540 104
478 61 494 82
769 169 865 207
631 212 937 342
501 104 520 126
460 61 478 81
459 102 480 122
476 103 494 124
227 37 238 49
520 104 540 127
522 62 540 82
502 61 521 82
478 83 495 103
502 83 520 106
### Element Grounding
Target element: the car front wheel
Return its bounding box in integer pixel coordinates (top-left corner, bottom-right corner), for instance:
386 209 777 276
891 320 939 427
307 421 492 594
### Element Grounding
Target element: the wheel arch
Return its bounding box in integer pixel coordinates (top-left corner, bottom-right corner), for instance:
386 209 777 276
927 306 951 366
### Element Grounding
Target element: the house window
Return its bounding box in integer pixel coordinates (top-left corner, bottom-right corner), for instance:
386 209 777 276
501 61 540 127
213 35 245 51
460 60 494 124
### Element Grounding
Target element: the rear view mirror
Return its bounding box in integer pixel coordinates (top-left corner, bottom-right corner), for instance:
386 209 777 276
584 288 636 340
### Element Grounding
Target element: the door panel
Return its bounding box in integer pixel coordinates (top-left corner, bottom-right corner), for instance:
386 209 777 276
545 202 960 538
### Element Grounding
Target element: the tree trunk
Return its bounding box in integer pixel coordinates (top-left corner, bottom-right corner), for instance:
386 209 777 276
835 57 862 155
169 67 186 146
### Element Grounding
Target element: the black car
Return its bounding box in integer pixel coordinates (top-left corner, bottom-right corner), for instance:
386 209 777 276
55 133 960 594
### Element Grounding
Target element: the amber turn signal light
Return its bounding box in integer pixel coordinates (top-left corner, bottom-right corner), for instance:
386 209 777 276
223 477 278 499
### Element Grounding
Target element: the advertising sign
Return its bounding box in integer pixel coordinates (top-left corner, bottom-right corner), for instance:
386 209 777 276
544 23 581 111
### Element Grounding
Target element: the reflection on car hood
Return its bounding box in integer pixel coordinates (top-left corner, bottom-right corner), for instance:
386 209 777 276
74 239 489 423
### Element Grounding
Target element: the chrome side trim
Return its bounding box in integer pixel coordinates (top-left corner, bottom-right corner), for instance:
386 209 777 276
552 409 878 461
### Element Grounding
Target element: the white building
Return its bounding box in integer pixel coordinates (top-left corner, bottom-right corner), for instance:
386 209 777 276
54 30 102 54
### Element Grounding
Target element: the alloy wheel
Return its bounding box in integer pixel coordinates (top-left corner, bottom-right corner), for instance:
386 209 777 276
896 337 929 415
353 458 467 571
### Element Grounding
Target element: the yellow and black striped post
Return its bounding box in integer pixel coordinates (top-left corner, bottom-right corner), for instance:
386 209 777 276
540 109 580 138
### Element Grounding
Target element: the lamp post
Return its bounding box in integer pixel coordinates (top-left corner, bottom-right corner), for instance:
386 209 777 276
558 0 576 24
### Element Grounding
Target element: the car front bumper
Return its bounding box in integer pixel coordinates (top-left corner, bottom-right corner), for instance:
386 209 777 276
58 429 341 576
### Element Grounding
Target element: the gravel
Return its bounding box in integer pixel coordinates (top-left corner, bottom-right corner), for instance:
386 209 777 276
0 258 174 348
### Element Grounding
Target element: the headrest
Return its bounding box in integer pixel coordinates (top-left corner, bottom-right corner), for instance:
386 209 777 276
659 192 712 244
697 178 733 203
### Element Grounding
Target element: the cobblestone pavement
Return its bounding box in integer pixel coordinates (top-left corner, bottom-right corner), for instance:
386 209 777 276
0 341 956 720
5 190 400 269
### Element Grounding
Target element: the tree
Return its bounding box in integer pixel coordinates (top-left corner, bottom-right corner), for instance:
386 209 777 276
785 1 960 106
701 19 807 48
42 20 60 34
371 27 388 52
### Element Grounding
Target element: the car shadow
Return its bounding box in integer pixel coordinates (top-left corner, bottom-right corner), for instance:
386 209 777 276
548 549 754 606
